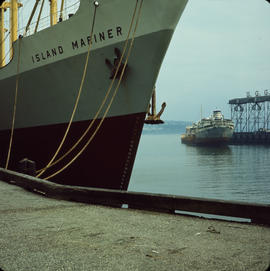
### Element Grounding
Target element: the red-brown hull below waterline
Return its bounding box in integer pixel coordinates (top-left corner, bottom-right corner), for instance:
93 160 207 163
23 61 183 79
0 112 146 190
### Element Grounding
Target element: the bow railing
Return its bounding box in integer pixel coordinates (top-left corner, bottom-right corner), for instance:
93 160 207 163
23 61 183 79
0 1 80 67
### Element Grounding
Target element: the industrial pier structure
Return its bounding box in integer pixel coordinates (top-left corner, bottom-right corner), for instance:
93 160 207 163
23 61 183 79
229 90 270 144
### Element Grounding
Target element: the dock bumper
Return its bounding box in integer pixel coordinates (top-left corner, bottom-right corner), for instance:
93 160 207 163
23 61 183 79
0 167 269 226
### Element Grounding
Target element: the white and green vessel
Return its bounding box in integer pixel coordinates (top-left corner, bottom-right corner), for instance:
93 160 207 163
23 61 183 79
0 0 188 189
181 110 235 145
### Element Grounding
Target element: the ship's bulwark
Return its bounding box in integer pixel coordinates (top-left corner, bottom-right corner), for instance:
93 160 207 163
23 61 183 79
0 113 145 190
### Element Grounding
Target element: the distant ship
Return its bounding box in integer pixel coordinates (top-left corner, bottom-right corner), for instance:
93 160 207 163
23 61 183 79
0 0 188 190
181 110 234 145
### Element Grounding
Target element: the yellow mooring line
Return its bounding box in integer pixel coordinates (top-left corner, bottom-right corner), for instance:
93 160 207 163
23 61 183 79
5 36 22 169
36 0 142 177
43 0 144 180
36 1 100 178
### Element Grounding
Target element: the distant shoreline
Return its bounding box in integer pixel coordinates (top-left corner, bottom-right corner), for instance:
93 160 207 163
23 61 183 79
142 120 192 134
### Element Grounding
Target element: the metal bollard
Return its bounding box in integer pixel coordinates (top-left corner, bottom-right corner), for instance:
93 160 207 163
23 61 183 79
18 158 36 176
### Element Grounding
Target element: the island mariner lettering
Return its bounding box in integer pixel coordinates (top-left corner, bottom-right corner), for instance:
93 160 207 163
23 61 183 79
31 26 123 64
32 46 64 63
72 26 123 50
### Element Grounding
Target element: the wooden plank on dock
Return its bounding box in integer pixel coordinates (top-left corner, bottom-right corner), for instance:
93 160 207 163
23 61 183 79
0 167 269 225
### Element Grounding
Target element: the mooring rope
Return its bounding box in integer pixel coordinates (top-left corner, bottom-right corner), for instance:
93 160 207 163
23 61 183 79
0 31 10 47
34 0 45 33
0 31 11 67
36 2 99 178
5 36 22 169
36 0 140 174
43 0 144 180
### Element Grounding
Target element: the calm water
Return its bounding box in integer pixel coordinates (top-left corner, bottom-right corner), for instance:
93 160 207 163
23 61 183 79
129 133 270 204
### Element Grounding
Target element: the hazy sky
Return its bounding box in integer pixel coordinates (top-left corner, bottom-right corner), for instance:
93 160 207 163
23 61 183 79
156 0 270 121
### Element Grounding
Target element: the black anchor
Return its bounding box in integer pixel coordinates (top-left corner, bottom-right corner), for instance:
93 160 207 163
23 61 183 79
105 48 126 79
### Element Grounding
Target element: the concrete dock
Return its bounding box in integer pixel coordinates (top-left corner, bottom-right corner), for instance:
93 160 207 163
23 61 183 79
0 180 270 271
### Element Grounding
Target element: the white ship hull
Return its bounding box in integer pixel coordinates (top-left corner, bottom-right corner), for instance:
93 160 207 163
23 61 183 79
195 126 234 145
0 0 188 189
181 110 234 146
